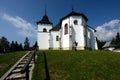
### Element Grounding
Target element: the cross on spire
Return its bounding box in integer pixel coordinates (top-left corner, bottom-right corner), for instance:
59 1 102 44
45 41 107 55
72 5 74 12
44 6 47 16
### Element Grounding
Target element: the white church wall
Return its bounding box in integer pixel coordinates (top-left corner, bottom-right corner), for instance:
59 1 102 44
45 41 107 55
70 16 82 25
37 32 50 49
81 17 87 26
90 31 96 50
49 33 53 49
95 39 98 50
86 29 91 48
91 31 98 50
88 28 98 50
50 31 60 49
70 16 86 49
37 24 52 50
38 24 52 32
61 18 70 49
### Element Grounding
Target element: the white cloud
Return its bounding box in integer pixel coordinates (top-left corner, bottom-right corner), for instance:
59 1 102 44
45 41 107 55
95 19 120 41
1 13 37 38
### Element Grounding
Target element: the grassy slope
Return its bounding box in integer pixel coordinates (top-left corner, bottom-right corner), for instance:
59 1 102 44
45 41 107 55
0 51 27 77
32 50 120 80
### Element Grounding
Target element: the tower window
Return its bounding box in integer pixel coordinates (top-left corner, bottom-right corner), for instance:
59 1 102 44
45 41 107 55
56 36 59 41
64 24 68 34
74 20 78 25
43 28 47 32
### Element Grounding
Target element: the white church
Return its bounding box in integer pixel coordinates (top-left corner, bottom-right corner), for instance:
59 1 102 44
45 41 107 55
37 9 98 50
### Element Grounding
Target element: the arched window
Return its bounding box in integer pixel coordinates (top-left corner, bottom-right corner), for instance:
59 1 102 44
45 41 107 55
56 36 59 41
64 24 68 34
43 28 47 32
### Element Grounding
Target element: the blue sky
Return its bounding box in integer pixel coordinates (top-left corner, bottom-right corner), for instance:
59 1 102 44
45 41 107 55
0 0 120 46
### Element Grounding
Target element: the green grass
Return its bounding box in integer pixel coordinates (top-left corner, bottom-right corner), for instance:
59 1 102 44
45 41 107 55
0 51 27 77
32 50 120 80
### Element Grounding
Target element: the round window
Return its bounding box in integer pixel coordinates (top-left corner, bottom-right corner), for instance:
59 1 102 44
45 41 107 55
74 20 78 25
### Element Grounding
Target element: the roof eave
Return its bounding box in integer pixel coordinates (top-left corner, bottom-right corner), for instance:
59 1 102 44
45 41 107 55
36 21 53 25
87 25 96 32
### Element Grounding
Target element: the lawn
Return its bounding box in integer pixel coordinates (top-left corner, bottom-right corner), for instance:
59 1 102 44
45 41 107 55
32 50 120 80
0 51 27 77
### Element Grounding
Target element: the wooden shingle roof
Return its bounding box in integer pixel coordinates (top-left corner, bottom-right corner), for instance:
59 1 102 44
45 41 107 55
37 14 52 25
50 23 61 31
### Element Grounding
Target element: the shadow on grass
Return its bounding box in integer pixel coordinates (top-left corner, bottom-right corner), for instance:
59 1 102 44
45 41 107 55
43 52 50 80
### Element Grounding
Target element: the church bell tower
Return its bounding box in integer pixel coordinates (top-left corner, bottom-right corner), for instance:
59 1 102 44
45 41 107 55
37 9 53 50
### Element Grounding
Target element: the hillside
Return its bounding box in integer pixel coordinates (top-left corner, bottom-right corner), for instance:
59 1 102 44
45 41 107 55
32 50 120 80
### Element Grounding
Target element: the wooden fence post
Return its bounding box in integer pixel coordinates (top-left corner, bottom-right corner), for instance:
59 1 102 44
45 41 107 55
26 65 29 80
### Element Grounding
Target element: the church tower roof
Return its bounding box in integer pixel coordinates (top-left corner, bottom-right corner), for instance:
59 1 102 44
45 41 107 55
37 9 52 25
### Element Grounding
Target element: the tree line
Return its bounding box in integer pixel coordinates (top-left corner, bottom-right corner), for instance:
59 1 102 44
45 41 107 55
0 36 37 53
97 32 120 50
111 32 120 48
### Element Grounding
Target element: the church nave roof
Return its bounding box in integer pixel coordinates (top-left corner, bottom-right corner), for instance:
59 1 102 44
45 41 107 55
61 11 88 21
50 23 61 31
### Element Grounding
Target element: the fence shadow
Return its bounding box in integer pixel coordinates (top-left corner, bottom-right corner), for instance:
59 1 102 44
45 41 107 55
43 52 50 80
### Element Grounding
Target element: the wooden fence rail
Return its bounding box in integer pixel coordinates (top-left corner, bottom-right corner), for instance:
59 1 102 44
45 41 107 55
21 50 36 80
0 48 38 80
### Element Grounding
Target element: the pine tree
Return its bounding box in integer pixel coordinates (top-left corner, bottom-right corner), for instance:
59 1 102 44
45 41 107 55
0 36 10 53
19 43 23 51
24 37 30 50
32 41 38 49
115 32 120 48
14 41 19 51
116 32 120 43
10 41 15 52
111 38 115 45
96 38 106 50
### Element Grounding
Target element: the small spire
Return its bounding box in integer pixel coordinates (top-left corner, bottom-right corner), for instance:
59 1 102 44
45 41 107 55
72 5 74 12
44 6 47 16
